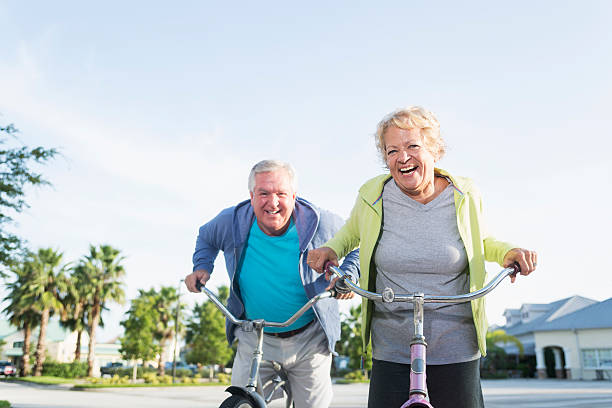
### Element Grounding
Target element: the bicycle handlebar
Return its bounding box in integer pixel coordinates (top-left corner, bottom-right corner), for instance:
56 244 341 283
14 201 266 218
325 263 520 304
198 284 336 328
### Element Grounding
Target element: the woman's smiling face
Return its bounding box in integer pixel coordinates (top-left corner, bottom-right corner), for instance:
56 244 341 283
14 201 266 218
384 126 438 201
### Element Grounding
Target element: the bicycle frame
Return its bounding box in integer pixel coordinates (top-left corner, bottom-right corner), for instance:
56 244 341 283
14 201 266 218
327 264 519 408
201 285 335 408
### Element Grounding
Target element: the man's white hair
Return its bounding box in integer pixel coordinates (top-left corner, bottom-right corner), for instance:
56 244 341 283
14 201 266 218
248 160 297 192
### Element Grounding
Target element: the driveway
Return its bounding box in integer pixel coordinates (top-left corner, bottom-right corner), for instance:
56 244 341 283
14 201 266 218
1 379 612 407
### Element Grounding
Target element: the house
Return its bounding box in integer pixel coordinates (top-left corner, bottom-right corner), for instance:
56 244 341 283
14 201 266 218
0 318 89 365
498 296 612 380
1 318 178 376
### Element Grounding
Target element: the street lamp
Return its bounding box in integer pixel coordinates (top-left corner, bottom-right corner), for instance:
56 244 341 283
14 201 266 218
172 279 184 384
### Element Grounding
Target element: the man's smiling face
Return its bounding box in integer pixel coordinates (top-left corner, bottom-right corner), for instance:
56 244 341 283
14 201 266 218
250 170 296 236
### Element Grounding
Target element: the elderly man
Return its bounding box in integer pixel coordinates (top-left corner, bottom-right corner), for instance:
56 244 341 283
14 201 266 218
185 159 359 408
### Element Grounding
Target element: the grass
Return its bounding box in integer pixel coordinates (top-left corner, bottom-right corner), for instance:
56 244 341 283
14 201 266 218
74 381 230 389
0 400 11 408
334 378 370 384
7 376 76 385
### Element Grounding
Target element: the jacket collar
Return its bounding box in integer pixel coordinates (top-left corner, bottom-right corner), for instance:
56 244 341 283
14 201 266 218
232 197 319 252
359 168 466 209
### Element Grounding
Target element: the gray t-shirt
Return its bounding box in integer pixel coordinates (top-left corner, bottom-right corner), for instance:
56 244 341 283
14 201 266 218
371 179 480 365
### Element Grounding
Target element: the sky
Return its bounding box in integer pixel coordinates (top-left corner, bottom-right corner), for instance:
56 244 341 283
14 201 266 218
1 1 611 342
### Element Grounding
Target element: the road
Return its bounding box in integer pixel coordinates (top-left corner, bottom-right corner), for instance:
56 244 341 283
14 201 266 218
2 379 612 407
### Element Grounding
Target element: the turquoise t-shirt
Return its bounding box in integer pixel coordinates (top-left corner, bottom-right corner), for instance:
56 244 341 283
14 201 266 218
238 218 314 333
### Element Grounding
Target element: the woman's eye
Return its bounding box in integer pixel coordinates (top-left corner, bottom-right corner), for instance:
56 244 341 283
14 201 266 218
387 149 397 155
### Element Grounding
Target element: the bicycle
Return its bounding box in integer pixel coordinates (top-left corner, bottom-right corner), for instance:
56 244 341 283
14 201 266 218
326 262 521 408
198 282 342 408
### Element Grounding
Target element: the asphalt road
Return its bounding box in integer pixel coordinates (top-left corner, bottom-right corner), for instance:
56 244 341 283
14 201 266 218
2 379 612 407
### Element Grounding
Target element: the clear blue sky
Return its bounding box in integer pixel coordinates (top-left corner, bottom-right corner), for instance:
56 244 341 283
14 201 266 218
1 1 611 341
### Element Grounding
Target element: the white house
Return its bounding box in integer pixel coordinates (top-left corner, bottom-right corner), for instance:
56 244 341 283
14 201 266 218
499 296 612 380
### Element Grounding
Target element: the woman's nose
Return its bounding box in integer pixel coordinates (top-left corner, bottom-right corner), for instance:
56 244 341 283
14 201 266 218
399 150 410 162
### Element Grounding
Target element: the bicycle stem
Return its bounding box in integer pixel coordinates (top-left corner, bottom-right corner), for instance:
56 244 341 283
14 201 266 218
246 321 265 392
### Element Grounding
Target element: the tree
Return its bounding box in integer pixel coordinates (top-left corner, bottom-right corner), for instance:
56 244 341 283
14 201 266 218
60 264 91 362
120 290 161 381
77 244 126 377
151 286 180 376
483 329 524 375
18 248 69 376
338 304 372 377
0 122 56 274
2 257 40 376
185 285 233 374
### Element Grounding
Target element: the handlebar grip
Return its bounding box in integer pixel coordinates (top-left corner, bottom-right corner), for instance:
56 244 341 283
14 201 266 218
195 280 203 292
323 261 334 274
510 262 521 278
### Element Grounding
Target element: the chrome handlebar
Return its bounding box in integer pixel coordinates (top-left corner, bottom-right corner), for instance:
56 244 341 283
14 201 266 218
326 263 520 304
200 286 334 328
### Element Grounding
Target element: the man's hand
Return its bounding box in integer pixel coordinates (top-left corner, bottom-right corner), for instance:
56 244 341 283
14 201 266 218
185 270 211 292
503 248 538 283
326 277 354 300
307 247 339 278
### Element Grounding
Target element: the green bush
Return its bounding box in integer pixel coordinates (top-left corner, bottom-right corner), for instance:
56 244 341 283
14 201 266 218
173 368 193 377
86 375 130 385
42 361 88 378
0 400 11 408
114 366 157 378
343 370 366 381
217 373 230 384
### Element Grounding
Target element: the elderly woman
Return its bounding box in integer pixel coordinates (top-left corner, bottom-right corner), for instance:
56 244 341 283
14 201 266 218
307 106 537 408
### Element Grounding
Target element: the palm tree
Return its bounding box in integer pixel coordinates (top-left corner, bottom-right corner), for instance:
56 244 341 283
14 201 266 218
151 286 180 376
484 329 524 374
78 244 126 377
2 258 40 376
18 248 69 376
60 264 91 362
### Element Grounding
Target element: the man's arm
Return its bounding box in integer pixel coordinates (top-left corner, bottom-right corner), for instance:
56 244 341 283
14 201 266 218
186 207 234 292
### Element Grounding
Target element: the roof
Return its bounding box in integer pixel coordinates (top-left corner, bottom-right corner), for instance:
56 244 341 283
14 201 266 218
536 297 612 331
503 295 598 336
0 318 72 342
0 320 18 339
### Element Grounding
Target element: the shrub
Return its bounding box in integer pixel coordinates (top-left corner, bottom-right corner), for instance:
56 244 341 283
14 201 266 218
173 368 193 377
343 370 366 381
217 373 230 384
42 361 88 378
0 400 10 408
181 376 194 384
143 372 159 384
108 366 157 379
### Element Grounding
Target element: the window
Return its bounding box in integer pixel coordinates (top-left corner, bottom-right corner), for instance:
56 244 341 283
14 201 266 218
582 349 612 369
12 341 23 348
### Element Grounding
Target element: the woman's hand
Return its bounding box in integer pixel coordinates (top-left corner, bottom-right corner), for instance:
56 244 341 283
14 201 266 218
307 247 339 277
503 248 538 283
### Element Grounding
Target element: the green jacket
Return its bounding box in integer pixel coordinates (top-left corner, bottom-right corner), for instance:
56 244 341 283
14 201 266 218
325 168 515 356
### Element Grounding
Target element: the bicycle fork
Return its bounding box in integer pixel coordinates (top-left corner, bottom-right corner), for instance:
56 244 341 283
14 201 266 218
401 294 433 408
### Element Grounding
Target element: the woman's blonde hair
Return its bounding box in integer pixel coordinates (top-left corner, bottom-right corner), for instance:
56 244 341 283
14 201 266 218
374 106 446 165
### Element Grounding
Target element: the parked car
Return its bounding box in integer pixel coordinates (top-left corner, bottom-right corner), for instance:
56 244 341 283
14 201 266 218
164 361 198 375
0 361 17 377
100 362 124 376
